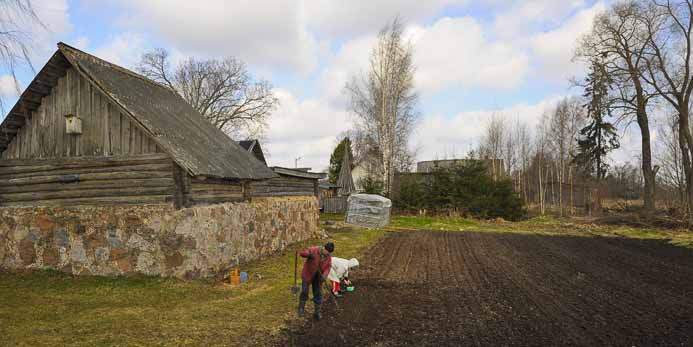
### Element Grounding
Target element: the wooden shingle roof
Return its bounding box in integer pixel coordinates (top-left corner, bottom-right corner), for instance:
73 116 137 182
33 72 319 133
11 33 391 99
0 42 275 180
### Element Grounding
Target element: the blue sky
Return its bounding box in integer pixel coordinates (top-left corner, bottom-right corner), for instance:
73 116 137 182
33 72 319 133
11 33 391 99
1 0 642 171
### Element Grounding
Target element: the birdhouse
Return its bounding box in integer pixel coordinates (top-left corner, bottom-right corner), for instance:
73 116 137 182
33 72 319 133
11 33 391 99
65 114 82 135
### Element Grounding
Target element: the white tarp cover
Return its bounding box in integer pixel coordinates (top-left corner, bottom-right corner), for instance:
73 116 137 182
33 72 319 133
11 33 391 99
345 194 392 228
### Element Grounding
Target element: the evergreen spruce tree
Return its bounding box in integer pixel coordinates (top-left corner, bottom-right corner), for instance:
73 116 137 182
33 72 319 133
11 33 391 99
574 57 620 180
328 137 353 184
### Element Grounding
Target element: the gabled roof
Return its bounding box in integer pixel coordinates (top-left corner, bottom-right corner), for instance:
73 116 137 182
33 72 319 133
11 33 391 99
237 139 267 165
0 42 275 180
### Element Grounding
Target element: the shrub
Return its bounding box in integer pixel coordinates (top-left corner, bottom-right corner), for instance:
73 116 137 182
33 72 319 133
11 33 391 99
396 161 527 221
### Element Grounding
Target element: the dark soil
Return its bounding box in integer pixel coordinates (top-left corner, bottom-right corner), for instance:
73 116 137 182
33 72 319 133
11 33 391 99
282 231 693 347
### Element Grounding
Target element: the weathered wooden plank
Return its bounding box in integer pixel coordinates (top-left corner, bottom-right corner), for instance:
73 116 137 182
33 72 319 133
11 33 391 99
190 183 243 192
0 195 172 207
0 178 173 194
100 93 109 155
0 163 173 179
249 191 314 197
108 103 119 155
0 170 173 186
0 153 170 167
192 192 244 199
0 186 174 203
190 196 246 205
121 113 130 154
172 164 190 209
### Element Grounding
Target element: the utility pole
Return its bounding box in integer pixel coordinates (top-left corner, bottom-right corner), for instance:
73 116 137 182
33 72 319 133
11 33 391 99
294 156 302 168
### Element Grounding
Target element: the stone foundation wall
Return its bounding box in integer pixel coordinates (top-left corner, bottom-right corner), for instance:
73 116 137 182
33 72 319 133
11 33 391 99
0 196 320 279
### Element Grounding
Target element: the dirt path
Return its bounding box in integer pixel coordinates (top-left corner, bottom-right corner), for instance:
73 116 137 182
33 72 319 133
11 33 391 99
283 230 693 346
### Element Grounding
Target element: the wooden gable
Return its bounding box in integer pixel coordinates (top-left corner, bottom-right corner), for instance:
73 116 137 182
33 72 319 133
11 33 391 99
2 67 162 160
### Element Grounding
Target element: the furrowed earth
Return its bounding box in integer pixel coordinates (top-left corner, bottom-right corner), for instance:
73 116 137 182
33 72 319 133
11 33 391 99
282 230 693 346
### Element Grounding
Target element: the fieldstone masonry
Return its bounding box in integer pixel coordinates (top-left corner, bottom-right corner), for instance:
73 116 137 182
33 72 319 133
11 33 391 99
0 196 320 279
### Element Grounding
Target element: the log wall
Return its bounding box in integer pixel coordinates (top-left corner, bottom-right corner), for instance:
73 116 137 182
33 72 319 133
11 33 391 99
188 177 244 206
0 153 174 207
2 67 162 160
249 175 317 197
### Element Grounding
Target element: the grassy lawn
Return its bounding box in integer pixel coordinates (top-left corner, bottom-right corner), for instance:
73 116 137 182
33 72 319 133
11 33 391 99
2 213 690 347
0 225 385 347
388 214 693 249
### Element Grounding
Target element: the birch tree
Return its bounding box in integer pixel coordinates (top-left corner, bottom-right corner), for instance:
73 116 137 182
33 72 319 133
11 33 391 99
345 18 419 197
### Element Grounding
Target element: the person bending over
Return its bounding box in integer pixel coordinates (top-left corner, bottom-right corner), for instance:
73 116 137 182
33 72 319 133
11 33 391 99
328 257 359 297
298 242 334 320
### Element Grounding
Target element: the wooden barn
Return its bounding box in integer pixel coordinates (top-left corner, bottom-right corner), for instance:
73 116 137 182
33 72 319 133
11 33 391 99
0 42 277 208
0 43 324 279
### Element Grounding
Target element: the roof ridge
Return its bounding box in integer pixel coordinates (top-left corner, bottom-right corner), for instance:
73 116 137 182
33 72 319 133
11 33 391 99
57 42 178 94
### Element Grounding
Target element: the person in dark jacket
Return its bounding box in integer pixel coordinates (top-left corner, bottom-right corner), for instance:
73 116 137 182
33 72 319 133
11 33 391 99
298 242 334 320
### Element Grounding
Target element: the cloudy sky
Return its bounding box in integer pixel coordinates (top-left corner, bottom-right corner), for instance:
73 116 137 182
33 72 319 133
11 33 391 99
2 0 645 171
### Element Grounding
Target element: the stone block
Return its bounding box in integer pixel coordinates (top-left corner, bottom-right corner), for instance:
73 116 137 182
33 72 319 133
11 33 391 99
19 238 36 265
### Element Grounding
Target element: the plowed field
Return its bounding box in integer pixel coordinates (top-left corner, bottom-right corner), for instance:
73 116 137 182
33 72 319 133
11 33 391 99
284 230 693 346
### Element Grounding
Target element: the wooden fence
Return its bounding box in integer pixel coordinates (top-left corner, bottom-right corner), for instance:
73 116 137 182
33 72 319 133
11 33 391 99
322 196 347 214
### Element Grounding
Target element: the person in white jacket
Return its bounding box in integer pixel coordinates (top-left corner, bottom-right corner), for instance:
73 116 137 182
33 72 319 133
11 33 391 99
327 257 359 297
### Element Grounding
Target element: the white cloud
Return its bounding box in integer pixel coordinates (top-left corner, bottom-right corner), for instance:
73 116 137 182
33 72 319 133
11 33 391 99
492 0 586 39
91 32 148 69
304 0 467 38
413 96 564 161
72 36 90 50
264 89 351 170
319 16 531 101
411 17 530 92
528 2 605 82
318 35 376 105
116 0 324 74
0 75 18 98
25 0 72 63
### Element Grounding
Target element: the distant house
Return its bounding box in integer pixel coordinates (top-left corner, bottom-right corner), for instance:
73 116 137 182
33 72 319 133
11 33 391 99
352 155 382 192
0 43 322 278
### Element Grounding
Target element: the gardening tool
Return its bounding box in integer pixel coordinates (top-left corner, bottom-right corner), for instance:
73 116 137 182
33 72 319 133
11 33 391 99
290 251 299 294
323 280 340 309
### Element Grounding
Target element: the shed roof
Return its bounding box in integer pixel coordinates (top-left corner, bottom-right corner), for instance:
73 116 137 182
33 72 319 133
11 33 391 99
237 139 267 165
271 167 326 180
0 42 275 180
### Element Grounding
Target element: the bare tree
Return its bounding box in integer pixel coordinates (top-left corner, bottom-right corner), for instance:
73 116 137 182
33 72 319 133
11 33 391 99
637 0 693 222
515 120 533 205
0 0 44 113
577 0 659 213
345 18 419 197
656 111 687 209
479 112 508 181
138 48 278 139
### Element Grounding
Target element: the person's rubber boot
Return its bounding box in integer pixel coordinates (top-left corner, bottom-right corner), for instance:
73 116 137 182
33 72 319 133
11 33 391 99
313 305 321 321
298 300 306 317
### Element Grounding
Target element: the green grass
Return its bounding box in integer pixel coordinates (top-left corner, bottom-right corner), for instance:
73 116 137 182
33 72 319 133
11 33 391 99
2 213 691 346
0 226 385 347
387 214 693 249
390 215 479 230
